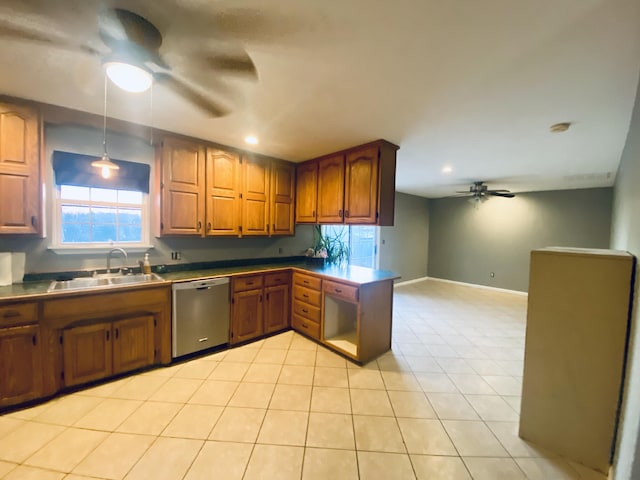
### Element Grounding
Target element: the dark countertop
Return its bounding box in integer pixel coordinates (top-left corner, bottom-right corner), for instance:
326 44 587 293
0 261 400 302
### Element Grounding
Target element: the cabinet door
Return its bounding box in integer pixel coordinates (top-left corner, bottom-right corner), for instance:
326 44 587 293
241 154 269 236
295 161 318 223
264 284 289 334
231 289 263 344
0 102 41 235
63 323 113 387
113 315 155 374
0 325 42 407
344 146 378 224
270 160 295 235
317 154 345 223
159 137 205 236
206 148 241 236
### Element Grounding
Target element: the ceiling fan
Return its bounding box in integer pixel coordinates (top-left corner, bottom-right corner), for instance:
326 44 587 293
456 181 515 203
0 5 259 117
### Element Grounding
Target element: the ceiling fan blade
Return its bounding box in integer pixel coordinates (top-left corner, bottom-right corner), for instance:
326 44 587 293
0 16 100 56
489 191 515 198
155 72 230 118
205 51 258 80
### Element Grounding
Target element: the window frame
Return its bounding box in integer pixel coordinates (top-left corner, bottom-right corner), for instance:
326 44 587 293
50 183 153 254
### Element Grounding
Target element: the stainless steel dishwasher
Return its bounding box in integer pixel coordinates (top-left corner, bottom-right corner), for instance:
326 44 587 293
172 277 230 358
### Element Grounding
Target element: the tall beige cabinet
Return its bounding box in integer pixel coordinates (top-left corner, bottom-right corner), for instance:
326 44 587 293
520 248 635 474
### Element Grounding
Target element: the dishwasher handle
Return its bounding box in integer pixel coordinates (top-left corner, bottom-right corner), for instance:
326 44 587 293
173 276 230 291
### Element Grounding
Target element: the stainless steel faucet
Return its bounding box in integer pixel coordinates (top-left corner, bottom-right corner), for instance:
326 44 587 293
106 248 128 273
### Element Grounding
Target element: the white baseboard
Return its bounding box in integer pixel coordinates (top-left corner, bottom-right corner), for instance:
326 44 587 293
394 276 430 287
396 276 528 296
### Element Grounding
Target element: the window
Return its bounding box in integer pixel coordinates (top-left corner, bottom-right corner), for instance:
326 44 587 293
51 150 151 251
57 185 145 244
321 225 379 268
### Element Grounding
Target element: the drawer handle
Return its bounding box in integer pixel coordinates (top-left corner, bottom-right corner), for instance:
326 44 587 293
302 294 309 298
246 281 254 285
301 323 308 329
303 280 309 284
334 288 343 293
198 337 209 343
2 311 20 318
302 309 309 314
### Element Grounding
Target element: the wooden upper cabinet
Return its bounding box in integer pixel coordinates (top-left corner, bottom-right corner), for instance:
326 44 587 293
344 146 378 224
159 136 205 236
270 160 295 236
294 140 398 226
241 154 270 236
317 154 345 224
206 148 241 236
295 161 318 223
0 102 42 235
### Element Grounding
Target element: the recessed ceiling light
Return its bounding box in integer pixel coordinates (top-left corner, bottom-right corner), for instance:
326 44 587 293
550 122 571 133
442 166 453 174
244 135 258 145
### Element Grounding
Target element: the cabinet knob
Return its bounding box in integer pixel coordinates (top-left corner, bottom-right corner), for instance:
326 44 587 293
344 210 349 218
207 222 212 232
339 209 343 218
197 221 202 231
31 216 37 227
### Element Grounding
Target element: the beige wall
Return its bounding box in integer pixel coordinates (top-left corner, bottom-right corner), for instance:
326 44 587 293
610 75 640 480
427 188 613 292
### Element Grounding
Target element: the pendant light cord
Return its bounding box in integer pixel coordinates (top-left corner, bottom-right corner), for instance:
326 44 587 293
103 74 108 157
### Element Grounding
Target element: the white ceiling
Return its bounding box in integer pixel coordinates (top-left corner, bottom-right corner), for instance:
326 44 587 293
1 0 639 198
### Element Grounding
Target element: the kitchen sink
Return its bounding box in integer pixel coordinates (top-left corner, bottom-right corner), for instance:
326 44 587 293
48 273 164 292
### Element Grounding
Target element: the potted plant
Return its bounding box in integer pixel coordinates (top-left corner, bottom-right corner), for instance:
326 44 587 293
307 225 350 266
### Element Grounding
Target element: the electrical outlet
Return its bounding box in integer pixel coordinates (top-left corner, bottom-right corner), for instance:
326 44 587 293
171 251 182 261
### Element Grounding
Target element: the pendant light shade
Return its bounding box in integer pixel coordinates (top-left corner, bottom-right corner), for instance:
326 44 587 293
91 152 120 179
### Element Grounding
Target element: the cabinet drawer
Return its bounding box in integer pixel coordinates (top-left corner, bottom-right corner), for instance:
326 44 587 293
292 314 320 340
293 272 321 290
0 302 38 327
293 285 321 307
233 274 264 292
323 280 358 302
265 271 290 287
293 300 321 323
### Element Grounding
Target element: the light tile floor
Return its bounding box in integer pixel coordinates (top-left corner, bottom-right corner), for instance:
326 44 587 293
0 279 608 479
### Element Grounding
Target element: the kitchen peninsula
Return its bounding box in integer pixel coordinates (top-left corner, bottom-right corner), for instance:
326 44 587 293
0 259 398 410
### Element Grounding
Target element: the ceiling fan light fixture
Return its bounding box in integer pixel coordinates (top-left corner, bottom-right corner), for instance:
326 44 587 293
550 122 571 133
104 61 152 93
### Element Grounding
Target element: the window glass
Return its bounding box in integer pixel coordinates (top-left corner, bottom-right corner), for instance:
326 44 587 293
57 185 146 245
91 188 118 203
321 225 379 268
60 185 90 201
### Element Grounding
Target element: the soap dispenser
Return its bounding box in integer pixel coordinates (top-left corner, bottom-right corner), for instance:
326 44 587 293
142 253 151 275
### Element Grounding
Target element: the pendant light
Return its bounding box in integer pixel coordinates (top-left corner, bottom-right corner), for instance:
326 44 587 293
91 75 120 179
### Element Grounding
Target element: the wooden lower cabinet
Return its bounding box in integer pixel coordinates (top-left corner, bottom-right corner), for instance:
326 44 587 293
291 272 322 340
63 323 113 387
63 315 156 388
231 271 290 344
264 284 289 334
231 288 263 344
112 316 155 374
0 324 42 407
